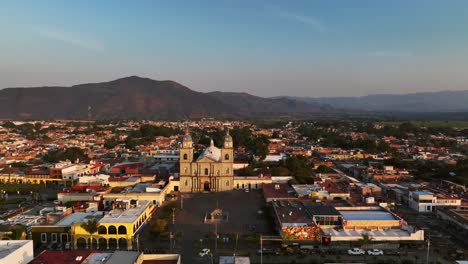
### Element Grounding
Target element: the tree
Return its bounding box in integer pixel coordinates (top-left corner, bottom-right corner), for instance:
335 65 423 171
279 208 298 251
315 165 332 174
81 219 99 249
124 137 137 150
104 138 118 149
151 219 168 235
359 233 373 249
272 131 280 139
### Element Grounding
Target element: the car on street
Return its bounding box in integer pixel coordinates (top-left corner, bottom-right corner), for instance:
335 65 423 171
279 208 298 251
347 248 366 255
367 249 384 256
245 188 249 193
198 248 211 257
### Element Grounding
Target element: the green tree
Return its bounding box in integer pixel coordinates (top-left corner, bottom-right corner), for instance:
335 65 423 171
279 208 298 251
124 137 137 150
104 138 118 149
315 165 332 174
151 219 168 235
359 233 373 249
81 219 99 249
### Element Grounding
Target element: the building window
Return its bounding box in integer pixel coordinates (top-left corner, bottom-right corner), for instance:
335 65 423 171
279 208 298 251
118 226 127 235
205 168 209 175
226 181 229 186
108 225 117 234
98 225 107 235
61 233 68 243
184 167 188 174
226 168 230 174
183 153 188 160
225 154 229 160
41 233 47 243
51 233 57 243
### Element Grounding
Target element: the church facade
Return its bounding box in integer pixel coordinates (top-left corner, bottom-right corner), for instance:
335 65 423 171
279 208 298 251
179 132 234 193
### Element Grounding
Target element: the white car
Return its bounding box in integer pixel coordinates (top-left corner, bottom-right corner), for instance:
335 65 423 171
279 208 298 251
198 248 211 257
367 249 384 256
348 248 366 255
245 189 249 193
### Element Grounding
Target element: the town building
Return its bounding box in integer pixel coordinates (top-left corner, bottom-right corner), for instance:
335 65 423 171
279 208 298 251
0 240 34 264
71 199 153 250
409 190 461 212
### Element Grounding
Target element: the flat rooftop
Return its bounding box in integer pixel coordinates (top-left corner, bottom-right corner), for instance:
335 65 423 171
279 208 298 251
0 240 31 260
273 200 312 226
99 200 149 224
324 228 415 238
55 212 102 226
340 211 396 221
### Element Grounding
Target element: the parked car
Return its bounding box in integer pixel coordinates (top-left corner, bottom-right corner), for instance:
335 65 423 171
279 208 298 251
367 249 384 256
347 248 366 255
198 248 211 257
245 188 249 193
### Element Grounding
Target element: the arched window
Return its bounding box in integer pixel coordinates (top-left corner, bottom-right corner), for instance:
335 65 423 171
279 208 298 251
108 225 117 234
184 167 188 173
225 154 229 160
185 180 188 186
98 225 107 235
226 181 229 186
118 225 127 234
205 168 209 175
183 153 188 160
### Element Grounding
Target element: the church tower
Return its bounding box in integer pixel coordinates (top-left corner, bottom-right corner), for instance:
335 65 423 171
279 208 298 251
221 129 234 179
180 132 193 176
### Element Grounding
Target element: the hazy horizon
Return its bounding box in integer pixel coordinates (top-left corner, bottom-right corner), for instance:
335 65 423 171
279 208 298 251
1 0 468 97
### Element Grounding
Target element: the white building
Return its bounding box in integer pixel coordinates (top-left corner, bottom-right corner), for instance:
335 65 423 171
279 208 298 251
409 191 461 212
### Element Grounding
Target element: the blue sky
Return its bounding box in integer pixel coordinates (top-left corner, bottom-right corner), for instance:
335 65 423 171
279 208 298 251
1 0 468 97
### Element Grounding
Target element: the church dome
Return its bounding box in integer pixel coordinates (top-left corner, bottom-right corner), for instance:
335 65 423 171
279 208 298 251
223 129 232 142
196 139 221 162
224 134 233 142
183 134 192 142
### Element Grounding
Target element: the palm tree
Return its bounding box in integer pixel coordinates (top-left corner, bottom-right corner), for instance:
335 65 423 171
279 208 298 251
359 232 373 249
359 233 373 262
81 219 99 249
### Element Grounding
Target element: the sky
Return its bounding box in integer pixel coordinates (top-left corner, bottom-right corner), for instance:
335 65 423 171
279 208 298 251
1 0 468 97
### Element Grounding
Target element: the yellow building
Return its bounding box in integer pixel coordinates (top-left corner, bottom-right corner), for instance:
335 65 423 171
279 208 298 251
71 199 153 250
179 131 234 192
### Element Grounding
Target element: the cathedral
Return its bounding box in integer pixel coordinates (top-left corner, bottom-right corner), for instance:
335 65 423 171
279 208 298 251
179 131 234 192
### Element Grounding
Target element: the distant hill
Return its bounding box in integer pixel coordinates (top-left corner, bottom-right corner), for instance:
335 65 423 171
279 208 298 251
276 90 468 112
0 76 330 120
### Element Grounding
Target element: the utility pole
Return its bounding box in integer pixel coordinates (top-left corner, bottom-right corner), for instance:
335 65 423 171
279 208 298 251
180 194 183 210
172 208 176 225
233 233 238 256
215 220 218 252
426 234 431 264
260 235 263 264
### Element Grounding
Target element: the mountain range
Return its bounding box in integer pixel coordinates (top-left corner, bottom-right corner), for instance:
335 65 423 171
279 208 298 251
277 90 468 112
0 76 330 120
1 76 467 120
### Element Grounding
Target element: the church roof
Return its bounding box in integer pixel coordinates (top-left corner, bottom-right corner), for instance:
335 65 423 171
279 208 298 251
196 139 222 162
